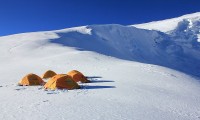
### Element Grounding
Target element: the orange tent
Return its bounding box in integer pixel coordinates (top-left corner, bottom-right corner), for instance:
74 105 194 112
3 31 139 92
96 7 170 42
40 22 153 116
67 70 90 83
41 70 57 79
44 74 80 90
18 73 45 86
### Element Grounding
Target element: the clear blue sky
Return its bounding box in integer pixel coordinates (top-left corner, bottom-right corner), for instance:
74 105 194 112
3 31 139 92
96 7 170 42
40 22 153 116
0 0 200 36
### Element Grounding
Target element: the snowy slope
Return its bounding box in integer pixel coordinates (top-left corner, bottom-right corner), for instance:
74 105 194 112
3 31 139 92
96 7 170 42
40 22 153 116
1 24 200 76
132 12 200 33
53 25 200 76
0 14 200 120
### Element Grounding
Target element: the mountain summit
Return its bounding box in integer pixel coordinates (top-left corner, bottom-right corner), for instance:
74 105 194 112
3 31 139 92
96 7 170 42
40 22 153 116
133 12 200 33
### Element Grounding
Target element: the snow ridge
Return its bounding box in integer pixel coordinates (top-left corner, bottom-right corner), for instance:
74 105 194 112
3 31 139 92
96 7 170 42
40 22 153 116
132 12 200 33
1 21 200 77
48 23 200 77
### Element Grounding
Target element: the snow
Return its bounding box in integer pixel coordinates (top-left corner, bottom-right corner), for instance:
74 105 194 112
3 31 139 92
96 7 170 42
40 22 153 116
0 13 200 120
54 26 92 35
132 12 200 33
198 34 200 42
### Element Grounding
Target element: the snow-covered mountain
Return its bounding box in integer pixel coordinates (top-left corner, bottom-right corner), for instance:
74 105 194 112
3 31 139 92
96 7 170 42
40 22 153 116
0 13 200 120
132 12 200 33
3 23 199 76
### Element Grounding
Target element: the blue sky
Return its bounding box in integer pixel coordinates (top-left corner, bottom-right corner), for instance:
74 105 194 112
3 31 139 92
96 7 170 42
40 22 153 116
0 0 200 36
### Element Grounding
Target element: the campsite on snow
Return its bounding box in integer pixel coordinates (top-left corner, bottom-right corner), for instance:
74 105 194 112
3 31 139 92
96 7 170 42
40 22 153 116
0 12 200 120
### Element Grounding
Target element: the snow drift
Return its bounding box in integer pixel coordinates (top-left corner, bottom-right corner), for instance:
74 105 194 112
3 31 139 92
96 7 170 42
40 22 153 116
51 23 200 77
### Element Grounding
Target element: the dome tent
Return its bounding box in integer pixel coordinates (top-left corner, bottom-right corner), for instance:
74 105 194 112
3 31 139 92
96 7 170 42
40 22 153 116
18 73 45 86
67 70 90 83
41 70 57 79
44 74 80 90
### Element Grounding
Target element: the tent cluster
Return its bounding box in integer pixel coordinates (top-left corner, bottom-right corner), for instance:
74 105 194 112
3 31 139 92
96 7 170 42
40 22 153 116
18 70 90 90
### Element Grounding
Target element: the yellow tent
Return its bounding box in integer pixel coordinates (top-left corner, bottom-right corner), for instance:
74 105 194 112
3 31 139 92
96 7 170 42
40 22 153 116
18 73 45 86
41 70 57 79
44 74 80 90
67 70 90 83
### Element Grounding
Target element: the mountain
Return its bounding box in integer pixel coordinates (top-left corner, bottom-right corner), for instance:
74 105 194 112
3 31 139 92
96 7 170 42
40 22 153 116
132 12 200 33
0 13 200 120
3 23 199 76
133 12 200 76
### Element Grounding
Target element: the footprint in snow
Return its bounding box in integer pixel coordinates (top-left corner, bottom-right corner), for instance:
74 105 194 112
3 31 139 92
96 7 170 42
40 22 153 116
18 106 23 109
43 100 49 102
38 87 43 90
170 74 177 78
46 91 58 94
15 87 26 91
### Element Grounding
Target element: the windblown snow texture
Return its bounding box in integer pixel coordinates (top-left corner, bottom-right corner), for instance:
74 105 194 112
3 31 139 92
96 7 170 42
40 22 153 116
50 22 200 77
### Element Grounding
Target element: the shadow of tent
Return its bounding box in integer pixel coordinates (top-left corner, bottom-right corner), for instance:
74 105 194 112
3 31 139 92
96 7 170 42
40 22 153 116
86 76 102 79
90 80 114 83
82 85 116 89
